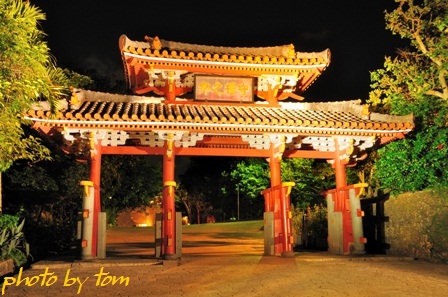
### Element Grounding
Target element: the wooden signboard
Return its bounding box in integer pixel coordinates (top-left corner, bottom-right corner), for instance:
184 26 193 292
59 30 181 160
195 75 253 103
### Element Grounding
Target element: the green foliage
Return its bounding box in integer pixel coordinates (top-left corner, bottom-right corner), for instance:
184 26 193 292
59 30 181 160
176 186 202 224
369 0 447 108
176 186 212 224
375 124 448 194
282 159 315 205
6 165 58 193
0 215 19 230
181 157 241 221
290 204 306 234
62 69 95 89
305 204 328 238
228 158 336 206
367 0 448 194
101 156 163 224
282 159 337 207
385 190 448 261
230 158 270 200
224 158 270 220
0 215 29 267
0 114 51 172
0 0 71 171
104 207 120 226
290 203 328 239
223 158 339 220
67 68 125 93
3 152 88 260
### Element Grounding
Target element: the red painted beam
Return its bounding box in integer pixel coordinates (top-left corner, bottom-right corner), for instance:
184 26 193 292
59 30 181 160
101 145 336 159
175 147 270 157
283 149 335 159
101 145 271 157
101 146 165 155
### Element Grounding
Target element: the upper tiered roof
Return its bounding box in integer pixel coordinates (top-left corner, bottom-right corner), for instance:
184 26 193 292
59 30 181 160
119 35 330 103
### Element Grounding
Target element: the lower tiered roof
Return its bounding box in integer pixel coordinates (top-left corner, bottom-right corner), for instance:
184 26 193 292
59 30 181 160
27 89 412 137
26 89 413 161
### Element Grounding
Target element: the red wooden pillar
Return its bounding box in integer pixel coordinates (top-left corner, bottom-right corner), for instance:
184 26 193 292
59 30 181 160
331 137 353 254
269 143 282 187
333 138 347 189
162 134 177 259
164 71 176 102
89 135 102 258
279 182 295 257
266 142 282 255
265 142 282 213
267 140 294 257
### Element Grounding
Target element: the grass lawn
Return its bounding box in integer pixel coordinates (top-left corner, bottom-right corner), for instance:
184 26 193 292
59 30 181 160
107 219 264 244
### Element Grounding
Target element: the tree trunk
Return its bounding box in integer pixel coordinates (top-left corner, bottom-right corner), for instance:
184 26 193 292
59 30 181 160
196 202 201 224
182 199 192 225
0 172 2 213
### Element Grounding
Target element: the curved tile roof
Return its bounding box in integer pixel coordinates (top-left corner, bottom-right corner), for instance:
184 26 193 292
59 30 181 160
120 35 330 66
119 35 331 98
26 90 413 137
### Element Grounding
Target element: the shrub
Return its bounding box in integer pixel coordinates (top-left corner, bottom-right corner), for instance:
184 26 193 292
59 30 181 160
0 215 30 267
290 204 327 238
290 204 305 234
306 204 328 238
385 189 448 262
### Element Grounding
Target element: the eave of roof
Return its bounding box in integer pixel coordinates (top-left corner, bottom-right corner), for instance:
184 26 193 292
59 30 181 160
119 35 331 97
26 90 414 138
119 35 331 66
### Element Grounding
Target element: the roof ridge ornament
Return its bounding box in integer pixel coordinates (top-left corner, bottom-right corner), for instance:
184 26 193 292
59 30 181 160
144 35 296 58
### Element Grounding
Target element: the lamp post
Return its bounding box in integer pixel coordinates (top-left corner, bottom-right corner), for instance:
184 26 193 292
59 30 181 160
237 184 240 221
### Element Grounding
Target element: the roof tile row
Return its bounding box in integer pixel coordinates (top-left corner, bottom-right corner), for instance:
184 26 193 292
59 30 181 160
120 35 330 66
27 92 413 133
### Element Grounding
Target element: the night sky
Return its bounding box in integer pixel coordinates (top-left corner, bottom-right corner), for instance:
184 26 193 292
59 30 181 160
30 0 407 102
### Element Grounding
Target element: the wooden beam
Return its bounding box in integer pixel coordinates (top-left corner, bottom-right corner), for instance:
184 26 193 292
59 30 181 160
175 147 270 157
101 145 271 157
380 134 403 145
101 146 165 155
198 136 249 146
101 145 336 159
283 149 335 159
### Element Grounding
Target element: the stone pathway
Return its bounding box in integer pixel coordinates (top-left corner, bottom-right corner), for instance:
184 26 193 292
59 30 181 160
2 222 447 296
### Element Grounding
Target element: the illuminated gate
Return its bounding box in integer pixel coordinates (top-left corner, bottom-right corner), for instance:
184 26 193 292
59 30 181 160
27 35 413 259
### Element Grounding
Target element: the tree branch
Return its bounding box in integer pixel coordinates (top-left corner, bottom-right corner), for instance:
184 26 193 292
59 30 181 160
426 88 445 100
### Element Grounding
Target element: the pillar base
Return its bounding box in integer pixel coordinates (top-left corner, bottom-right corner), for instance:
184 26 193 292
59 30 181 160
281 251 295 258
163 253 180 260
80 255 95 261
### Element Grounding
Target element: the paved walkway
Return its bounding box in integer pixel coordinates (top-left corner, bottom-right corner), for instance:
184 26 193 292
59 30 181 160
2 222 448 296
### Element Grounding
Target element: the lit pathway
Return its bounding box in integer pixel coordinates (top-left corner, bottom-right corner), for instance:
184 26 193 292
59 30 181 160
3 221 448 297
